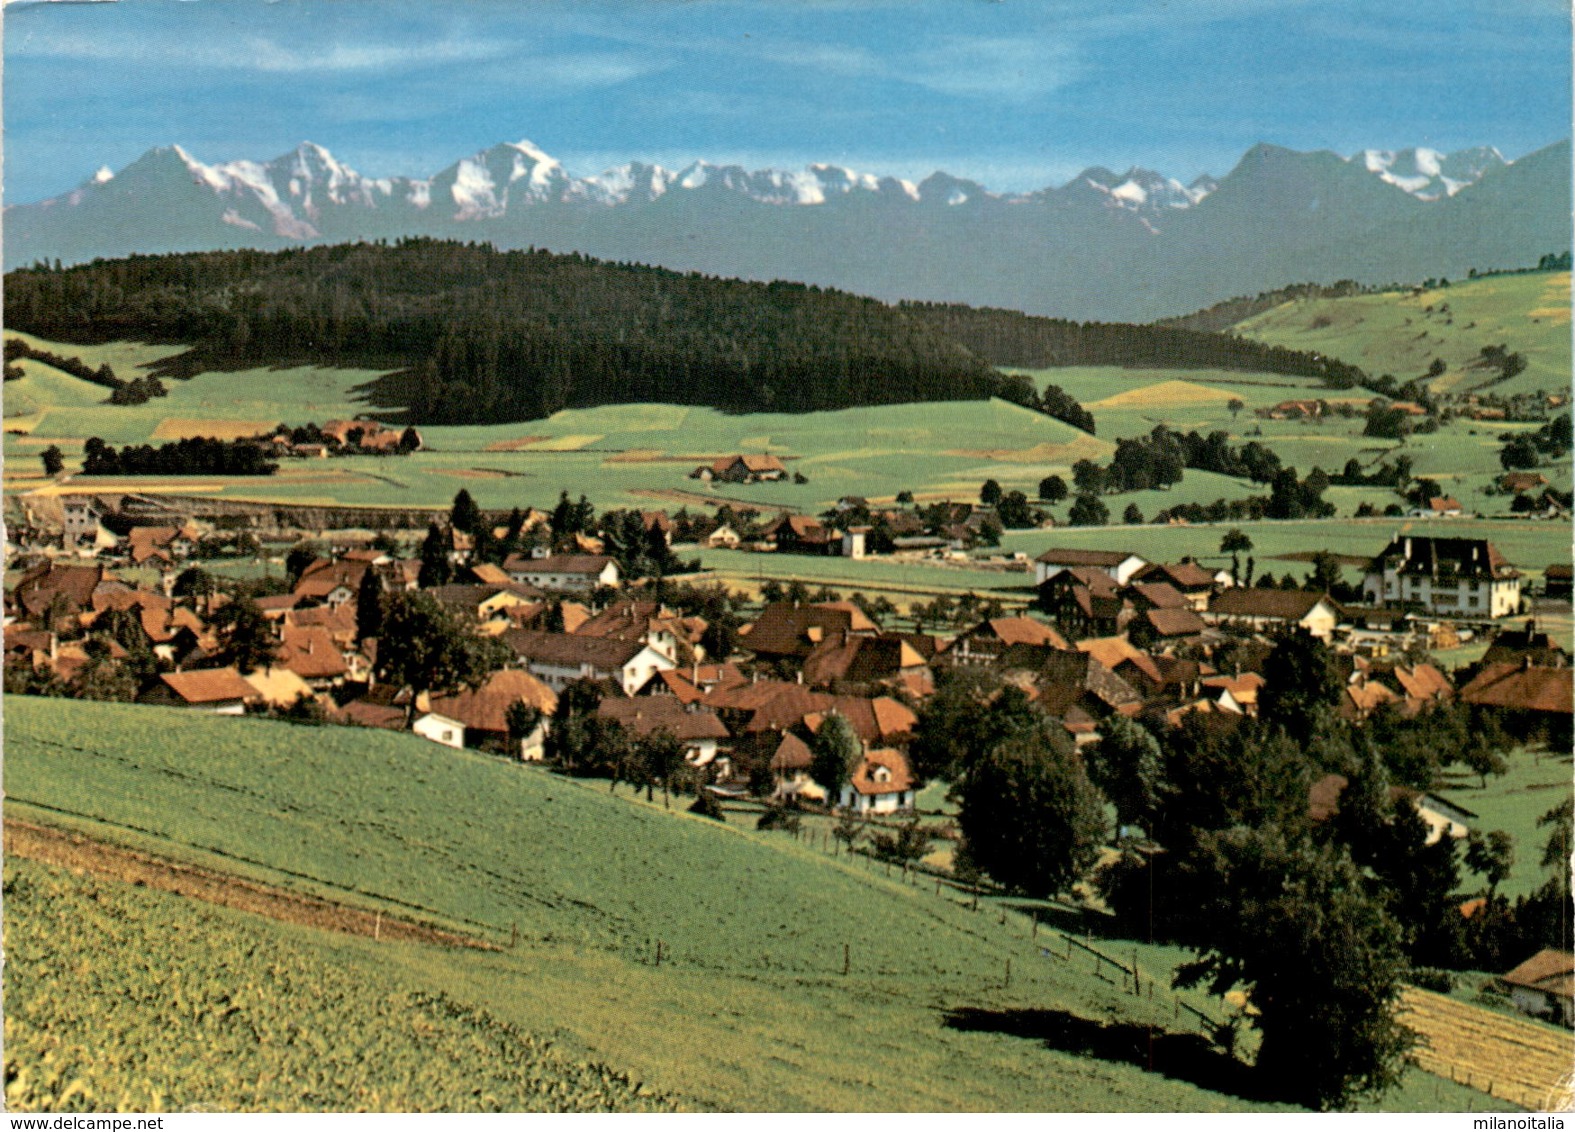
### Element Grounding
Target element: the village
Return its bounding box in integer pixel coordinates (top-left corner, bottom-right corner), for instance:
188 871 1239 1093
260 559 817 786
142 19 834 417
8 478 1571 963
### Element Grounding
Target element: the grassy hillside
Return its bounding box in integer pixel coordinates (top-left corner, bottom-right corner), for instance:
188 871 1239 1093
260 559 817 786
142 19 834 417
4 857 675 1112
1231 272 1571 399
2 697 1498 1112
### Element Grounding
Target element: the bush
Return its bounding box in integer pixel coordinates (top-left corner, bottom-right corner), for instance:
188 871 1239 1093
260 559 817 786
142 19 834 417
688 790 727 822
1411 968 1456 994
756 802 802 833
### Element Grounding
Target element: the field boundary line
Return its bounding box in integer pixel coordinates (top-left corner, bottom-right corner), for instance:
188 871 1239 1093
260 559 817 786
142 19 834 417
6 816 503 952
3 802 508 947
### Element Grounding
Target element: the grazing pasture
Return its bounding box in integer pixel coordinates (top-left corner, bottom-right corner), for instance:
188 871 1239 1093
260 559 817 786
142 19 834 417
1 698 1499 1112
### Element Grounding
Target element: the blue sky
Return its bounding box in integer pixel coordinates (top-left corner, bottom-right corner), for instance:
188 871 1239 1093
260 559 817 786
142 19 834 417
5 0 1569 203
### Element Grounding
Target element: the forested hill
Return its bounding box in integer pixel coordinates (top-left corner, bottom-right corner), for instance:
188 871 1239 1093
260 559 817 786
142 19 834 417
900 301 1370 388
3 241 1022 425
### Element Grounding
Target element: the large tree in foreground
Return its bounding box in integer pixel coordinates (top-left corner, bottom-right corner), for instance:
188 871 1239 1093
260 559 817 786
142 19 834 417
374 591 508 702
957 724 1107 899
1173 828 1413 1110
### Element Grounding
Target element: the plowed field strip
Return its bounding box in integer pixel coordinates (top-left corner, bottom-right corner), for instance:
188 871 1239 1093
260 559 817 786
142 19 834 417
5 818 499 952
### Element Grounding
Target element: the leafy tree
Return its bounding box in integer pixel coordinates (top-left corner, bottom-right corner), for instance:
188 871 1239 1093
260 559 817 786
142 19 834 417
1172 829 1413 1110
1038 474 1067 504
73 651 139 702
810 711 863 802
1071 459 1106 496
450 489 482 535
895 490 914 505
40 445 63 476
1308 551 1343 594
505 701 544 757
637 728 691 805
979 478 1003 507
1122 502 1144 525
1227 398 1245 419
1460 741 1508 789
355 566 384 642
1464 829 1515 897
210 597 279 675
1220 528 1253 585
956 724 1107 899
171 567 216 600
285 545 320 588
374 591 507 702
417 523 454 588
871 818 929 867
909 670 1041 784
996 490 1035 528
1067 493 1109 527
1258 630 1340 735
1085 715 1163 833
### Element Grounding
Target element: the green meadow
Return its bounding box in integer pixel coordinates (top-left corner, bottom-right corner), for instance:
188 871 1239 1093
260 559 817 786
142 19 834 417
1436 749 1575 901
2 697 1502 1113
1232 272 1571 400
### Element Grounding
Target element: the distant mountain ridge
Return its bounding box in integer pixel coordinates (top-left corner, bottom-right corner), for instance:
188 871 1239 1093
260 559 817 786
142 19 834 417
8 137 1568 322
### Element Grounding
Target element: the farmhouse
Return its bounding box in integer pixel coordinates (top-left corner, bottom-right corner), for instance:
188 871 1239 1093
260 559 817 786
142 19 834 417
1408 497 1463 519
430 669 558 759
1499 950 1575 1028
1545 564 1573 600
838 748 916 815
142 668 257 714
1307 773 1475 845
1205 588 1342 640
741 600 877 664
1131 562 1220 610
1361 535 1521 619
691 454 787 483
761 513 832 554
1037 567 1129 640
411 710 466 749
502 553 620 593
597 697 731 770
943 617 1069 666
1033 547 1147 587
501 629 674 696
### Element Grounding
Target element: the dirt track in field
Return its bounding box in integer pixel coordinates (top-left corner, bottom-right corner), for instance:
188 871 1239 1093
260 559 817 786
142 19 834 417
5 818 499 952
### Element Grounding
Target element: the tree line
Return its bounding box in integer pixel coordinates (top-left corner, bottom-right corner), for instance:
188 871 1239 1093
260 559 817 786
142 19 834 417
81 436 279 477
898 301 1372 389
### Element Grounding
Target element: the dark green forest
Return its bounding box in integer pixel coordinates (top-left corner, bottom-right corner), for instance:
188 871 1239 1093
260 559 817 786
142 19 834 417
4 241 1025 424
6 239 1372 424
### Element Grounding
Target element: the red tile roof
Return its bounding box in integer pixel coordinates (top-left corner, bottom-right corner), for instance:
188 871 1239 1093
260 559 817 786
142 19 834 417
848 749 914 796
1458 662 1574 715
158 667 257 705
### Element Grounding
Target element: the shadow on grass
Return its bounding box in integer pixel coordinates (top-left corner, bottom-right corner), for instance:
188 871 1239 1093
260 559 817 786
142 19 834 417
943 1006 1274 1104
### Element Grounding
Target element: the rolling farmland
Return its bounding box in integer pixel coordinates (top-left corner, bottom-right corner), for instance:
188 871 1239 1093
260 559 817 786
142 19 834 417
1 697 1509 1113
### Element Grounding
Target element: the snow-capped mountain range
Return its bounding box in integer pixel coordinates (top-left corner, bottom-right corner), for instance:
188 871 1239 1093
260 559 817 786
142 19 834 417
8 137 1566 322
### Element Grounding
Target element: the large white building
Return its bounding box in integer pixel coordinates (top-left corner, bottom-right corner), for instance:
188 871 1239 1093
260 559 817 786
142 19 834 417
1362 535 1521 619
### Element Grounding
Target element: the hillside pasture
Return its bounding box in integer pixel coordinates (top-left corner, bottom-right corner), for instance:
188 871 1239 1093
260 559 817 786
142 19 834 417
1232 273 1571 400
1 697 1514 1113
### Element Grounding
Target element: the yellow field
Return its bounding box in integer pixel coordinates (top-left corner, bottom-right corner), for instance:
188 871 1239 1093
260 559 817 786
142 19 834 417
944 436 1108 464
151 418 278 441
1398 987 1574 1111
1085 380 1242 409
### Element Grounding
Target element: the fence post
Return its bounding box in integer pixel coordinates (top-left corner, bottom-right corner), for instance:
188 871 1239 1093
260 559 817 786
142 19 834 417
510 921 518 949
1005 958 1011 988
843 942 850 976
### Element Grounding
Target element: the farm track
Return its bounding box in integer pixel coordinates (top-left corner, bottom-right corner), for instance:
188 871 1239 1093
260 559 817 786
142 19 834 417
5 818 500 953
1398 986 1575 1111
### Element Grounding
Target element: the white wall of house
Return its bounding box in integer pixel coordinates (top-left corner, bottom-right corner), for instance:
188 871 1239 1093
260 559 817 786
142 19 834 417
838 786 915 814
508 563 620 591
1362 568 1520 619
413 712 466 748
1033 554 1145 587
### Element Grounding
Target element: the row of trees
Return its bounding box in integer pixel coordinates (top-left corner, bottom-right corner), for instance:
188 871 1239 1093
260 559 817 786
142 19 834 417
80 436 279 477
1500 412 1572 470
1067 427 1287 498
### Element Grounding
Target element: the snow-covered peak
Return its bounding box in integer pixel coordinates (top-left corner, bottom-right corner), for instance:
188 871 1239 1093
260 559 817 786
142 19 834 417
1355 145 1507 199
90 165 114 185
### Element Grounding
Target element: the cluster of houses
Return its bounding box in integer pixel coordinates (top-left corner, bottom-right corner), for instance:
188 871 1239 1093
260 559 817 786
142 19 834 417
257 418 422 459
9 497 1571 824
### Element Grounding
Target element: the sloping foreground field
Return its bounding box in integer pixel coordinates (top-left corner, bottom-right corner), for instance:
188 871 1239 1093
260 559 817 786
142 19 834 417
3 698 1505 1112
3 857 674 1113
